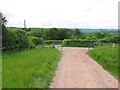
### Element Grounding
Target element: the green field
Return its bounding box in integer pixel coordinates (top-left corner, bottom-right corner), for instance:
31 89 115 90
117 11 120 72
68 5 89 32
2 47 61 88
87 45 118 79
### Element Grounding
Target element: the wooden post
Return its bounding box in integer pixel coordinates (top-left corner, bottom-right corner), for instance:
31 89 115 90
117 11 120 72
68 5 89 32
112 43 115 48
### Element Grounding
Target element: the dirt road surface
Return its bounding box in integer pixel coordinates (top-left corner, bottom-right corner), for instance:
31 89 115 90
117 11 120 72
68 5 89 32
50 47 118 88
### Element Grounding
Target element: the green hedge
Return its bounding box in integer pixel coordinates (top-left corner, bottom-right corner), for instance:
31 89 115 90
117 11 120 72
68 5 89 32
98 36 120 44
29 37 44 46
62 39 96 47
45 40 62 45
2 28 33 51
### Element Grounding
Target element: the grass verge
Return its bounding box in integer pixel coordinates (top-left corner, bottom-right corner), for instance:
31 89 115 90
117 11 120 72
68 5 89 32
87 45 118 79
2 47 61 88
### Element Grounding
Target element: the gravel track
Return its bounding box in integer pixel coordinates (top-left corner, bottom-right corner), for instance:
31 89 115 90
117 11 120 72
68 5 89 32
50 47 118 88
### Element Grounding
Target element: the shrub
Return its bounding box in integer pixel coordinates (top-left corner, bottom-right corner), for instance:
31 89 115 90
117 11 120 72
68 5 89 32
29 37 44 46
45 40 62 45
28 38 35 49
97 36 120 45
2 28 33 51
27 28 45 38
62 39 96 47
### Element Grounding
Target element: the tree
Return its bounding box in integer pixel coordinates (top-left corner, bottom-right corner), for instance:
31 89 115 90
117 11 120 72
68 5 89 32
0 12 7 28
44 28 70 40
1 12 8 49
74 29 82 39
28 29 45 38
93 32 105 39
44 28 57 40
57 28 70 40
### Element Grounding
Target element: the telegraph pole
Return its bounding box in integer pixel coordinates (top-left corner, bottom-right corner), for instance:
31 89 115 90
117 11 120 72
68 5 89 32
24 19 26 29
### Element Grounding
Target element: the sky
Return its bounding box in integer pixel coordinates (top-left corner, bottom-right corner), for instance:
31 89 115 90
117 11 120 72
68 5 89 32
0 0 119 29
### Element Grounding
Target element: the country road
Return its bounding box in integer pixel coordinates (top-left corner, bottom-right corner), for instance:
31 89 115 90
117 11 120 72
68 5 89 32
50 47 118 88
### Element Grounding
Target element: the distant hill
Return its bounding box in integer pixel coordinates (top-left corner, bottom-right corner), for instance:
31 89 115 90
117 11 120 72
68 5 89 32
68 28 118 34
7 27 118 34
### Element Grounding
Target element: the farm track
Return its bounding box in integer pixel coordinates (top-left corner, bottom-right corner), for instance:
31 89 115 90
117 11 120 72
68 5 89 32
50 47 118 88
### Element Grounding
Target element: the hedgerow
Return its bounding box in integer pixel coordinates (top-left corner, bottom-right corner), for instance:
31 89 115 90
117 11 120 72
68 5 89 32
62 39 96 47
29 36 44 46
2 28 33 51
45 40 62 45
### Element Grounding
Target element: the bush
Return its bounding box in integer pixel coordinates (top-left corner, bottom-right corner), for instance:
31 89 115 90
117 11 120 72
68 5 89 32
45 40 62 45
28 38 35 48
28 28 70 40
29 37 44 46
62 39 96 47
97 36 120 45
27 28 45 38
2 28 33 51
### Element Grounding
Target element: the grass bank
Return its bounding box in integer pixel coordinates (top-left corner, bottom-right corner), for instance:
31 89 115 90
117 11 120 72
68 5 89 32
87 45 118 79
2 47 61 88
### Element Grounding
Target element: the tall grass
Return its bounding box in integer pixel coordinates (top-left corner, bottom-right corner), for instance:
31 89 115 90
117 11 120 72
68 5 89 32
2 47 61 88
87 45 118 79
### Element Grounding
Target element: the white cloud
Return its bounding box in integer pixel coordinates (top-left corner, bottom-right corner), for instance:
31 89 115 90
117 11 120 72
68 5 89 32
0 0 119 28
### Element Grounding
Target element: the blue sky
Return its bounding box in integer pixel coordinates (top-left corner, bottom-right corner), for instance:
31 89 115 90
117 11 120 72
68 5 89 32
0 0 119 29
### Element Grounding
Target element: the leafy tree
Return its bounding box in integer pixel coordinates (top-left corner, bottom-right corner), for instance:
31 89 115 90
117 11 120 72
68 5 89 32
104 32 113 38
1 12 8 49
57 28 70 40
93 32 105 39
74 29 83 39
0 12 7 25
28 29 45 38
44 28 56 40
44 28 70 40
1 13 33 52
110 35 120 43
74 29 80 36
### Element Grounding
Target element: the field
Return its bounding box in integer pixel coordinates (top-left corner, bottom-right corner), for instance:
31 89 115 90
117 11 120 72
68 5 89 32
87 45 118 78
2 47 61 88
